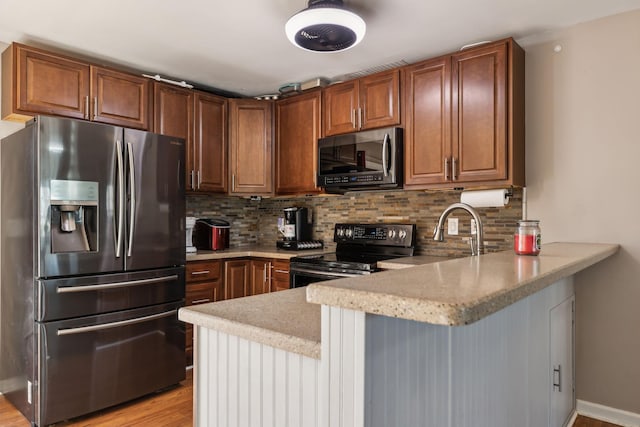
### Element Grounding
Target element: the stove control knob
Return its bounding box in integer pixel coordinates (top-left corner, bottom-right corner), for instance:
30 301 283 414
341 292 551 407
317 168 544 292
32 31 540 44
336 227 344 237
345 228 353 238
388 229 396 239
399 230 407 239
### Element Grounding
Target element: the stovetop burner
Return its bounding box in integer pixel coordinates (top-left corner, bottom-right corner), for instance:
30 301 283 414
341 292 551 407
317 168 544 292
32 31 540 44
290 223 416 273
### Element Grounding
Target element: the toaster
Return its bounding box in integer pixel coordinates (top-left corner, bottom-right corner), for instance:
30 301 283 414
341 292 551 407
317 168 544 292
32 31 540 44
193 218 230 251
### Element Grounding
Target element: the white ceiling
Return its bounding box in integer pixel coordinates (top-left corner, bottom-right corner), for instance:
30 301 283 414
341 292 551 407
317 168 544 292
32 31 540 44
1 0 639 97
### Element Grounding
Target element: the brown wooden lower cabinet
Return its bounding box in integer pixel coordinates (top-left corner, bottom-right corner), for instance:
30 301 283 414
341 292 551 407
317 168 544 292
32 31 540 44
223 258 290 299
185 260 222 365
185 257 291 364
250 258 272 295
224 259 250 299
271 259 290 292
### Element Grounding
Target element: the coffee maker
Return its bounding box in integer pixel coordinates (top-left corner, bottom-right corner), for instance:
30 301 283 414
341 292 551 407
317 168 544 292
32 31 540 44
276 207 323 250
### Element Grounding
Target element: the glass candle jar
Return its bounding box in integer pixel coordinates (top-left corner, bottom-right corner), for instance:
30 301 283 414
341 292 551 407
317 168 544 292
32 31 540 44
514 220 541 255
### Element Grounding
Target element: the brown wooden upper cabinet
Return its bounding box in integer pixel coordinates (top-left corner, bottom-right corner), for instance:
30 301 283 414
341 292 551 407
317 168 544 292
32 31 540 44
275 90 322 195
229 99 273 195
323 69 400 136
154 83 228 193
2 43 151 130
153 82 194 184
194 92 228 193
403 38 525 189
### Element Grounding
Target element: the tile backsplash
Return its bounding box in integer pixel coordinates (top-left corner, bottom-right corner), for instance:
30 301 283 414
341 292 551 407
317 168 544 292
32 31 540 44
187 188 523 257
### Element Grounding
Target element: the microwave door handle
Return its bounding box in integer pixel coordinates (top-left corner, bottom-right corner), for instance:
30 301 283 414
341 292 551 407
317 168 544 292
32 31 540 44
382 133 390 177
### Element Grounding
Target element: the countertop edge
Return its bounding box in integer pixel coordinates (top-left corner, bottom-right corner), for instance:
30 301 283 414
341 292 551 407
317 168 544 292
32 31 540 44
187 246 329 261
179 306 321 360
306 243 619 326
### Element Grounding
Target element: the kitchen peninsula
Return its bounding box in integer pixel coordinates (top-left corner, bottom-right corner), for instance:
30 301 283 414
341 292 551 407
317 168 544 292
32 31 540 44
179 242 618 427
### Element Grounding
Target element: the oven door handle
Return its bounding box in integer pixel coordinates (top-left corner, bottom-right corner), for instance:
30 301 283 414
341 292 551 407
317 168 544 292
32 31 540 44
56 309 177 336
56 275 179 294
291 266 366 278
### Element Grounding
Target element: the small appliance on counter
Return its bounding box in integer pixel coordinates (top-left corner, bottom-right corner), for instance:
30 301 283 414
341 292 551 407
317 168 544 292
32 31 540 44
186 216 197 253
277 207 323 250
193 218 230 251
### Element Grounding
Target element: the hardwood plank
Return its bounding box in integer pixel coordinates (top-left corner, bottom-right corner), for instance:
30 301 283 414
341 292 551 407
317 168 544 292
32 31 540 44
574 415 623 427
0 370 192 427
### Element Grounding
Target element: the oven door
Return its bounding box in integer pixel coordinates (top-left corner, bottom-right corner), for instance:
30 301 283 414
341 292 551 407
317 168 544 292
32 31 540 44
290 264 371 288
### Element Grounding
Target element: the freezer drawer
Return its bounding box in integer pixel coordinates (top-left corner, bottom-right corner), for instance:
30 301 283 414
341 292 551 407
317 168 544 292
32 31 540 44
37 267 185 321
36 301 185 426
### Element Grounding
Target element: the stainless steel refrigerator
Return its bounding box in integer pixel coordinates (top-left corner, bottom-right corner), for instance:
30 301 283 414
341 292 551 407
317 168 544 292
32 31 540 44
0 116 186 426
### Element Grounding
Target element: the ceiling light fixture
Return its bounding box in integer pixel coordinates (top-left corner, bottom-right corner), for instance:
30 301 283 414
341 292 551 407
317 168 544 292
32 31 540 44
285 0 366 52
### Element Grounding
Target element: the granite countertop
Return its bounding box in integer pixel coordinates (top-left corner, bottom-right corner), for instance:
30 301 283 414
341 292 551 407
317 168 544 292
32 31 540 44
187 245 329 261
179 242 618 357
377 255 453 270
307 242 619 326
179 287 321 359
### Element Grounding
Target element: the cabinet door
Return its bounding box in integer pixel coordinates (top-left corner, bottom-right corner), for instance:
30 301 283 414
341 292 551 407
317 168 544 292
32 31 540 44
359 69 400 131
224 259 250 299
6 43 90 120
403 57 451 187
271 259 290 292
323 80 358 136
91 66 151 130
550 296 575 427
249 259 271 296
153 82 194 187
451 42 507 183
194 92 227 193
229 99 273 195
275 91 322 195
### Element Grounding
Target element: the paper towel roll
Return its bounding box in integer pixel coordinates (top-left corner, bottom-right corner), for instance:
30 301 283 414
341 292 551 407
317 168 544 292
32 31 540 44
460 189 510 207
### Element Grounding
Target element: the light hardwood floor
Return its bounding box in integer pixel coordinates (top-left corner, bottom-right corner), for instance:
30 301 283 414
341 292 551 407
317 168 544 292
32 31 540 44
0 377 624 427
573 415 623 427
0 370 192 427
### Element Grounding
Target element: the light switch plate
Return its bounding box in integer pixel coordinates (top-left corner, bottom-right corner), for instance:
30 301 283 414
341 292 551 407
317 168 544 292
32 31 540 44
448 218 459 235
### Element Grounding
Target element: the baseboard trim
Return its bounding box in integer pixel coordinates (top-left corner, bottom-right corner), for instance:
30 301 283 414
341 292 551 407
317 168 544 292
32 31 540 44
577 400 640 427
566 410 578 427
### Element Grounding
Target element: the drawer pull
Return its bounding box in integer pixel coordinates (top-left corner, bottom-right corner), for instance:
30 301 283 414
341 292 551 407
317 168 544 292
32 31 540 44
192 298 211 304
191 270 210 275
274 269 289 274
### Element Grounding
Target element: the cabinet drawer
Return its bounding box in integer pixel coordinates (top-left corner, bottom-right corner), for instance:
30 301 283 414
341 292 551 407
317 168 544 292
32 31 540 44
186 260 221 283
186 281 218 306
272 260 290 281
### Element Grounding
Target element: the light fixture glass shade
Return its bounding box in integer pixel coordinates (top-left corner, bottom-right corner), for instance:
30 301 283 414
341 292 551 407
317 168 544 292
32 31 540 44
285 5 366 52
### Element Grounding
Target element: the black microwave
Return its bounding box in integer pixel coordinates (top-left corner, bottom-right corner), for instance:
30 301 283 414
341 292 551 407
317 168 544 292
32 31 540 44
317 127 403 192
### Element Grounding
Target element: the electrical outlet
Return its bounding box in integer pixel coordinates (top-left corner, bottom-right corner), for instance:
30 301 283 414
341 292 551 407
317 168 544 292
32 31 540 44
470 219 477 235
448 218 459 235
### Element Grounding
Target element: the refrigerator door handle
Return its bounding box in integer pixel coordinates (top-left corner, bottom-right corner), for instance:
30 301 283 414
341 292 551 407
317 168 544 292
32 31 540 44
115 140 125 258
56 309 177 336
126 142 136 258
56 274 179 293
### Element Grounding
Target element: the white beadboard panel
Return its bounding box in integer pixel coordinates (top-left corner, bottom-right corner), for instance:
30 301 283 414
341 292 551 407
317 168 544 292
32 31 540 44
450 294 529 427
364 311 450 427
361 277 575 427
320 305 366 427
195 326 320 427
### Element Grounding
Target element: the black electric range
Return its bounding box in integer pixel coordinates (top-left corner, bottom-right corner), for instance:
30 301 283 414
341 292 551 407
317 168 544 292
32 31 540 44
289 223 416 288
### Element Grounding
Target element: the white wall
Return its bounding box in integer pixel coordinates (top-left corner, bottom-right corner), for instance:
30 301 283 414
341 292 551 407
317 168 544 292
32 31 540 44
522 9 640 413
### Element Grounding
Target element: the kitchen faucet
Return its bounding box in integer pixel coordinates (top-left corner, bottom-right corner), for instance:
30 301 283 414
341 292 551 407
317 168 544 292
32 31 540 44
433 203 484 256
